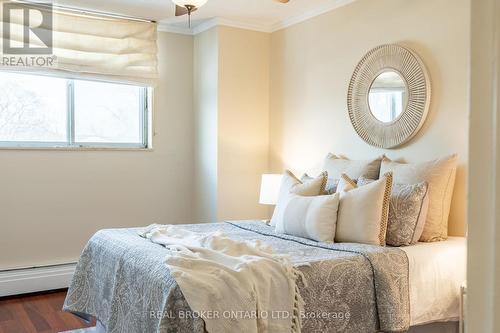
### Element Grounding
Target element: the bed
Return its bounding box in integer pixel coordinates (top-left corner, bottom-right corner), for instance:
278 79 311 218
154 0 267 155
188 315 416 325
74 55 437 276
404 237 466 333
63 221 465 333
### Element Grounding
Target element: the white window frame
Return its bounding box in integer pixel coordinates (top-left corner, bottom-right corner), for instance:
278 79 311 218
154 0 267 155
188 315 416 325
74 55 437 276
0 73 152 150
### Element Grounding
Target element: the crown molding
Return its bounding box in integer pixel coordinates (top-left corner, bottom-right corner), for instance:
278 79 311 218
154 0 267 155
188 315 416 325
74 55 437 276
215 17 273 33
157 22 194 35
270 0 356 32
192 17 219 34
157 0 356 35
158 17 271 35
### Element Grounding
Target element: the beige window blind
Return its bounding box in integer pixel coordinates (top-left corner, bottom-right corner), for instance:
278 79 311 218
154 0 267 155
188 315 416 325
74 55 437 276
0 2 158 85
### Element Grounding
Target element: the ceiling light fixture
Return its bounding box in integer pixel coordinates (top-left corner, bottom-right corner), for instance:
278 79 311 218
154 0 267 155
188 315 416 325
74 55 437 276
172 0 208 27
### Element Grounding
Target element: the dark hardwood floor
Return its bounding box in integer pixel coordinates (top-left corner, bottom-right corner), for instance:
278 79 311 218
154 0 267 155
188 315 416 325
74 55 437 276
0 289 95 333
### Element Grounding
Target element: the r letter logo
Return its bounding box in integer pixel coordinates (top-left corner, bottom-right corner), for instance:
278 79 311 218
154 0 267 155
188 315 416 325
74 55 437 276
2 2 53 55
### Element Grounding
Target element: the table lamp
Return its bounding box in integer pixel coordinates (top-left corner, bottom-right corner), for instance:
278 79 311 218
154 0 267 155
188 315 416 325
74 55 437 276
259 174 282 223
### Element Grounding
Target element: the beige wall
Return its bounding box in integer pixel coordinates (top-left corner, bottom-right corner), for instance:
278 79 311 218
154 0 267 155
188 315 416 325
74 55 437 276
269 0 469 236
0 32 195 269
193 26 271 222
194 28 219 223
217 26 270 221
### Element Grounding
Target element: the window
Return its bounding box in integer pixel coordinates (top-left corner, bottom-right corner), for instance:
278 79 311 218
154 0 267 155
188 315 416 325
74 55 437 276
0 72 150 148
368 90 405 122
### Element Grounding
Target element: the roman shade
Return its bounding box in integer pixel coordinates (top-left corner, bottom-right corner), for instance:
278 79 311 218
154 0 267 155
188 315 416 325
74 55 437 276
0 3 158 85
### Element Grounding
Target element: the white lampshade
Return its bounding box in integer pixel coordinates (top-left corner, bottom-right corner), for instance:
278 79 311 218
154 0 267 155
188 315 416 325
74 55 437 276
173 0 208 8
259 174 283 205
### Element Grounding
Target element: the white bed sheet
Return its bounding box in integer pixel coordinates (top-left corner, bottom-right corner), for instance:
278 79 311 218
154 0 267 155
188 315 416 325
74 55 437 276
401 237 466 326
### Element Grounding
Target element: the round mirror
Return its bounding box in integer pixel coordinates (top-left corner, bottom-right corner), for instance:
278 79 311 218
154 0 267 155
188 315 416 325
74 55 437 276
348 44 431 148
368 71 408 123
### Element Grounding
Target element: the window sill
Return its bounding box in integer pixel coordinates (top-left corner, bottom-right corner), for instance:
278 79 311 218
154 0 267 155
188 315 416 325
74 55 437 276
0 146 154 152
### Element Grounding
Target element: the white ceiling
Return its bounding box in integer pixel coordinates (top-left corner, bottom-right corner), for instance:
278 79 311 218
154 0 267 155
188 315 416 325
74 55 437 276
48 0 354 33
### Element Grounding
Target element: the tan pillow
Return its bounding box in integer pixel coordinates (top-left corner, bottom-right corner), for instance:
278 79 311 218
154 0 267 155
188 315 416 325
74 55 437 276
276 193 340 242
323 153 383 180
380 155 458 242
270 170 327 227
302 173 339 194
335 172 393 246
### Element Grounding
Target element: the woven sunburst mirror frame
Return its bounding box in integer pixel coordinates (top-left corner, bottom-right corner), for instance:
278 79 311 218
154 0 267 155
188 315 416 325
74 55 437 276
347 44 431 148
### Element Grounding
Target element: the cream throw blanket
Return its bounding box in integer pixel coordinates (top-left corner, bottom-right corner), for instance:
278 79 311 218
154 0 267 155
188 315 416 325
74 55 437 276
140 225 305 333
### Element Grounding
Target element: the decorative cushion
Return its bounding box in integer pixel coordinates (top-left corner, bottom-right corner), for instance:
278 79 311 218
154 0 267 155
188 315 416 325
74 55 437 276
336 173 357 193
380 155 458 242
270 170 327 227
323 153 383 181
302 174 339 194
335 172 393 246
325 178 339 194
358 177 430 246
300 173 315 183
275 193 340 242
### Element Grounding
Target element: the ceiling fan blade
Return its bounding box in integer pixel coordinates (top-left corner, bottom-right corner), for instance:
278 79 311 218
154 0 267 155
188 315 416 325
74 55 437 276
175 5 198 16
175 5 188 16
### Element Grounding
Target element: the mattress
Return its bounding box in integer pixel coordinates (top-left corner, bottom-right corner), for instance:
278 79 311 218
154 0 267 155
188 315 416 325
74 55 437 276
402 237 466 326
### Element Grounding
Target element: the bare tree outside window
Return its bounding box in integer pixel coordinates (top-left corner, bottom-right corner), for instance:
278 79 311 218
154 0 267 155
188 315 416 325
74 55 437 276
0 73 66 142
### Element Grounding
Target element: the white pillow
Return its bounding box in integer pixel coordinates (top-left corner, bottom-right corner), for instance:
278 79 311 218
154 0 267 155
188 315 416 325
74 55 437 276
335 172 393 246
275 193 340 242
270 170 327 227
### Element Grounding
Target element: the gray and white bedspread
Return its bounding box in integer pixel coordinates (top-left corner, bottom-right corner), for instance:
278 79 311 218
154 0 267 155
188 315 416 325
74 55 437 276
64 221 410 333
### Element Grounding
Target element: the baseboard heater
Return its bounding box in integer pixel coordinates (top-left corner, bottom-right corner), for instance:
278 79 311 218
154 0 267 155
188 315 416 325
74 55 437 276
0 263 76 297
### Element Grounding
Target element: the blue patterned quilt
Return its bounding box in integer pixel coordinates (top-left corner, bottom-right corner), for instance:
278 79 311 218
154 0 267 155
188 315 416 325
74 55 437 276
64 221 410 333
